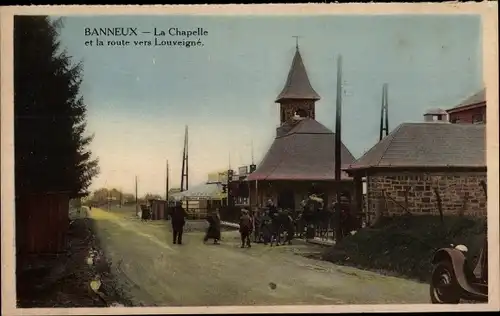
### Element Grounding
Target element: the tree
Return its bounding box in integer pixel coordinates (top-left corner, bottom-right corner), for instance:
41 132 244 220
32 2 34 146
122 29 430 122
143 193 163 201
14 16 99 198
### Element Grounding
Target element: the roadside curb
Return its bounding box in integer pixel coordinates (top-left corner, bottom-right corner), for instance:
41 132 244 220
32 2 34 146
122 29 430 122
220 221 335 247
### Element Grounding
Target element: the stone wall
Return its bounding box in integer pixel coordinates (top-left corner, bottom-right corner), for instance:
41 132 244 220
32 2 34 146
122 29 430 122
366 171 487 217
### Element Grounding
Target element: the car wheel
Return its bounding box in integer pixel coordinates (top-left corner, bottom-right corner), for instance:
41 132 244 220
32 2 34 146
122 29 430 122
430 260 461 304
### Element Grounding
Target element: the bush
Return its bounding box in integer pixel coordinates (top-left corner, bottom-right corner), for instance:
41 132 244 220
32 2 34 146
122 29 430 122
322 215 486 282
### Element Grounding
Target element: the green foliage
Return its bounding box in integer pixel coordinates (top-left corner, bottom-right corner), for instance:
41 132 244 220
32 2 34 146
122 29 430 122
322 215 486 282
14 16 99 197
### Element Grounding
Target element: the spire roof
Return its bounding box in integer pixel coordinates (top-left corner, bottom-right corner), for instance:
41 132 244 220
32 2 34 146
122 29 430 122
275 47 321 103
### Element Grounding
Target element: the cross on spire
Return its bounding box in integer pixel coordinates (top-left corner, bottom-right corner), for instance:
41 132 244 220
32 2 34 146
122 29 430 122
292 35 301 49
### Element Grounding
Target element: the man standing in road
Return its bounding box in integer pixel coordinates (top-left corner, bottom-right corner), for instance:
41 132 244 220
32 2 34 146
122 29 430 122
239 209 253 248
171 201 187 245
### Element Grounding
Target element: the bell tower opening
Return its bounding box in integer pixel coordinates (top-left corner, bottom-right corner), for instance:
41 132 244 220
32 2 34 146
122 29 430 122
295 108 309 118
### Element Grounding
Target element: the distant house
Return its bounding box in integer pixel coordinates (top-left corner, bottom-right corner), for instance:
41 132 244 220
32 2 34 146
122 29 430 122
345 117 486 218
447 88 486 124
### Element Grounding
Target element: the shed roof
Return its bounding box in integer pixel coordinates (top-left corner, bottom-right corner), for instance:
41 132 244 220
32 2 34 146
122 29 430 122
170 182 225 201
346 122 485 171
275 47 321 102
247 118 356 181
447 88 486 113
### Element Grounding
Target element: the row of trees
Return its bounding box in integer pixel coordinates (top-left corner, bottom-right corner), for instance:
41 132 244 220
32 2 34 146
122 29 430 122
14 16 99 197
84 188 164 206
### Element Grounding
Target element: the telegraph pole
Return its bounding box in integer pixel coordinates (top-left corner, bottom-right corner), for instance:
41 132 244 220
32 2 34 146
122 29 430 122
180 125 189 192
335 55 343 242
135 175 138 216
251 140 254 165
334 55 343 188
379 83 389 141
185 126 189 191
166 159 170 202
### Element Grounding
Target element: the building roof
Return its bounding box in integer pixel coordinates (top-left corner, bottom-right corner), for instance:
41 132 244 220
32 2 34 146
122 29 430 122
424 108 448 116
346 122 486 172
275 47 321 103
247 118 356 181
170 182 225 201
447 88 486 113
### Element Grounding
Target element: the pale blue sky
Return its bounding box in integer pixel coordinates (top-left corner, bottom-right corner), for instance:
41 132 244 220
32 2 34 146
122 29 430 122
54 14 483 196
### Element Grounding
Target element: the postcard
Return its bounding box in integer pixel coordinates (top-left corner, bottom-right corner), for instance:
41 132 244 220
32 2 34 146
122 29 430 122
1 3 499 315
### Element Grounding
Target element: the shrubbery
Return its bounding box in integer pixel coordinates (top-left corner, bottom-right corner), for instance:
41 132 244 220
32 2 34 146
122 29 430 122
322 215 486 282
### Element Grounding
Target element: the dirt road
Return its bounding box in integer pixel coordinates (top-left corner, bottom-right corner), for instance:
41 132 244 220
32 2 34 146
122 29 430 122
89 207 429 306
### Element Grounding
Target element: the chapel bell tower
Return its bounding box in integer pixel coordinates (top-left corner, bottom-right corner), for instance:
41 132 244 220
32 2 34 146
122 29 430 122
275 43 321 127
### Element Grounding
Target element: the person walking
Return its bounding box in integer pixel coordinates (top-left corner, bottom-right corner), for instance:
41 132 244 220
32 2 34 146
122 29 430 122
171 201 187 245
239 209 253 248
204 208 221 244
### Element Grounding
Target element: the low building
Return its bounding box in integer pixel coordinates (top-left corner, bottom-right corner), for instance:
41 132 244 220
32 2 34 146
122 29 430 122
447 88 486 124
345 117 486 218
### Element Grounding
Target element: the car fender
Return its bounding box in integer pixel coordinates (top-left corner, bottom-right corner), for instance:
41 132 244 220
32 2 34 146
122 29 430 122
432 248 473 292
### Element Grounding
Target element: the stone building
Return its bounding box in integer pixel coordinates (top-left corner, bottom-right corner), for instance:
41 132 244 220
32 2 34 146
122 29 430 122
246 45 356 210
345 115 486 218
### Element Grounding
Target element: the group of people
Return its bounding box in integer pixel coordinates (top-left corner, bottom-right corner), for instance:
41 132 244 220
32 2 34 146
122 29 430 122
167 192 356 247
202 207 254 248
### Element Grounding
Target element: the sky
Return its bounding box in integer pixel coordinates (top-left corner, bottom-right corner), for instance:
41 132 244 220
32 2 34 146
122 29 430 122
53 14 483 197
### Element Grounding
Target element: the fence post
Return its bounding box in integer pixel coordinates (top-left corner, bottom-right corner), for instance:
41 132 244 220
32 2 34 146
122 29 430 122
459 192 469 217
404 186 410 212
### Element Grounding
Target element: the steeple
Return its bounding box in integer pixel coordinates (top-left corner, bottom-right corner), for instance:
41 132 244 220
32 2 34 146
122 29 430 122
275 43 321 128
275 46 321 103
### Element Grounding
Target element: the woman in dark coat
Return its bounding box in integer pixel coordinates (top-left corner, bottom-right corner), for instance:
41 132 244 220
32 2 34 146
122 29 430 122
203 209 221 244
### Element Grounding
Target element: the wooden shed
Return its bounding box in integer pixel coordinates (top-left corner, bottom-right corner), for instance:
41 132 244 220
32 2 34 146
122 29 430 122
16 192 70 255
149 199 168 220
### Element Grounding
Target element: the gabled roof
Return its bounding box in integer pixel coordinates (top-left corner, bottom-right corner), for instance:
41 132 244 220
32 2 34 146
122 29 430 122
275 48 321 103
346 122 486 171
447 88 486 113
247 118 356 181
424 108 448 116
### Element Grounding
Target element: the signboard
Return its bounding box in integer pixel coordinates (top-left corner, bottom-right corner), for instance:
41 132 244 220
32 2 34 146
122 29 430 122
238 166 248 177
207 172 219 183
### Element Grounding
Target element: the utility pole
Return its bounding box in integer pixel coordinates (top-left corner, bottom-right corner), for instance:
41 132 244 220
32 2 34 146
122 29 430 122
135 175 138 216
180 125 189 192
379 83 389 141
186 126 189 191
335 54 343 243
251 140 254 165
166 159 170 202
334 55 343 188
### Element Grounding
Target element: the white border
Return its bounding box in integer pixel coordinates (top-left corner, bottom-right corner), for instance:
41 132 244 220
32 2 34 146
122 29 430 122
1 3 499 315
